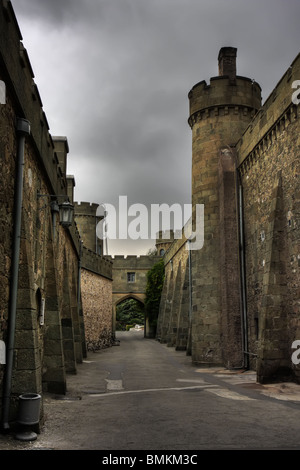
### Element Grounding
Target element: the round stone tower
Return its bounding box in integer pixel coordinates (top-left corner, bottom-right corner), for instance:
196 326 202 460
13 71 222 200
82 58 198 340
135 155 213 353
74 202 103 255
155 230 175 256
188 47 261 367
189 47 261 208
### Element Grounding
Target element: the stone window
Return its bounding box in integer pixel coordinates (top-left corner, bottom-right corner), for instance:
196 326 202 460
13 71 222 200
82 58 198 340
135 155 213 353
127 272 135 283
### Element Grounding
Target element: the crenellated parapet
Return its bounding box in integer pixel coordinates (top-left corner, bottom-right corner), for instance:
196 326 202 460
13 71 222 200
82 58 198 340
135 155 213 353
81 245 113 280
0 0 69 197
237 51 300 172
188 47 261 132
74 201 103 254
188 76 261 129
74 201 100 215
108 254 162 270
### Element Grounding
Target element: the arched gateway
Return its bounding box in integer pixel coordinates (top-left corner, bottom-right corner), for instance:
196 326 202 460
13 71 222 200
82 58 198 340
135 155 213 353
109 255 161 338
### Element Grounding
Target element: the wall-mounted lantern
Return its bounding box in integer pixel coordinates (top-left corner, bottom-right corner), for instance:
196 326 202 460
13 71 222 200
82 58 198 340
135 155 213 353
38 193 74 228
58 200 74 228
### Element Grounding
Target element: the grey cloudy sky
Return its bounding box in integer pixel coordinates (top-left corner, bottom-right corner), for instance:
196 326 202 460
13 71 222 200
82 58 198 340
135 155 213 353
11 0 300 255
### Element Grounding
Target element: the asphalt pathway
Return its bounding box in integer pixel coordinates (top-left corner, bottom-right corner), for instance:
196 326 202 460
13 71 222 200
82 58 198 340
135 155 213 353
1 330 300 452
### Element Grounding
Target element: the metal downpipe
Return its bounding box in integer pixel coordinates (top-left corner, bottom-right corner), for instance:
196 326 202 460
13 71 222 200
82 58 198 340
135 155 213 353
1 118 30 431
187 240 193 356
237 177 249 370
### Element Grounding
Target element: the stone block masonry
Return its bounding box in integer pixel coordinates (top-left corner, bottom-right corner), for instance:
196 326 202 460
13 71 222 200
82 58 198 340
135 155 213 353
109 254 163 338
187 47 261 367
81 270 113 351
156 232 190 351
74 202 103 255
237 52 300 382
157 47 300 384
0 1 114 430
0 1 84 423
80 246 113 350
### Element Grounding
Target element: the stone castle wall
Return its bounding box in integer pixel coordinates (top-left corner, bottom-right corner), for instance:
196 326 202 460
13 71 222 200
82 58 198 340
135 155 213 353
237 53 300 382
156 235 190 351
157 47 300 383
0 1 81 418
187 48 261 368
1 2 299 437
81 269 113 351
110 255 161 296
81 246 113 350
0 1 113 427
108 254 162 338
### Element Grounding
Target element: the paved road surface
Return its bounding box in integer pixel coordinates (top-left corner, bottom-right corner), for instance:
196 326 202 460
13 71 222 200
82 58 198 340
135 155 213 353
1 330 300 451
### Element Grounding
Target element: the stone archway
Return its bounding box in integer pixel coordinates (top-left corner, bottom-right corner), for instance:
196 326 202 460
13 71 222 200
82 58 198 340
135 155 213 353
114 292 146 308
112 293 146 337
110 254 163 339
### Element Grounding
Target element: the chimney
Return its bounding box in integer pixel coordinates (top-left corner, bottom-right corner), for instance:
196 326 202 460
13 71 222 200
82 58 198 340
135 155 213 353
218 47 237 81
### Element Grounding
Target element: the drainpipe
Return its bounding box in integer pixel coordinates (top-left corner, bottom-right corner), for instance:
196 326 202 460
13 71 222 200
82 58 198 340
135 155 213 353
77 240 87 357
77 240 83 311
237 173 249 370
1 118 30 431
187 240 193 356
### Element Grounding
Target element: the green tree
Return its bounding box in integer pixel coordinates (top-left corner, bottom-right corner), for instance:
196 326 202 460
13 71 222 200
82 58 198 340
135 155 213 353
116 298 144 330
144 258 165 332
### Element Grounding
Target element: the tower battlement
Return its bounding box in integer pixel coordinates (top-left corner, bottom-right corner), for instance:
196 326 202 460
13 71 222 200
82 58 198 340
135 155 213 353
188 47 261 123
74 202 103 254
188 75 261 123
74 201 99 216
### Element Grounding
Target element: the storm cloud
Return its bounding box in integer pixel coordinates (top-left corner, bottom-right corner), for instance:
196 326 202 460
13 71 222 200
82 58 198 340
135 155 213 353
11 0 300 254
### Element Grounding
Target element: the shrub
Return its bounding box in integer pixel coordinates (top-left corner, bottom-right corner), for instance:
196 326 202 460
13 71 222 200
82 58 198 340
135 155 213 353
116 298 144 330
145 258 165 332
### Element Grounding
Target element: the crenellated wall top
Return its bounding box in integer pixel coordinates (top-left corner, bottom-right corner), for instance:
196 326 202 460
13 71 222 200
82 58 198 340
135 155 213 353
0 0 67 196
188 75 262 124
81 246 113 280
237 51 300 170
107 255 162 270
74 201 100 216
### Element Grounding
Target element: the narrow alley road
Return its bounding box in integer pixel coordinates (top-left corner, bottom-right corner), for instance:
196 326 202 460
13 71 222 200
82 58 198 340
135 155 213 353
1 330 300 452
